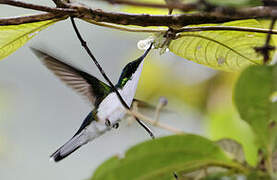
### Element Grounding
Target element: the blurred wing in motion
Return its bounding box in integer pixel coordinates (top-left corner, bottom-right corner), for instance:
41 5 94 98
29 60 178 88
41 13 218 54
31 48 111 106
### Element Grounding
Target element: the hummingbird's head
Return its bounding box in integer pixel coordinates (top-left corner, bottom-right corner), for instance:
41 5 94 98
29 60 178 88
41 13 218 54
117 59 143 88
116 44 152 89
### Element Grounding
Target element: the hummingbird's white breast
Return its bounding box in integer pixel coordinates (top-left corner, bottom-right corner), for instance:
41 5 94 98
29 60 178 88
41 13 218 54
94 60 145 131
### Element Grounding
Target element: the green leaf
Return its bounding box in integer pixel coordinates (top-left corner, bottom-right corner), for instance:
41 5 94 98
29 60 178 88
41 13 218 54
259 20 277 46
216 138 245 164
91 135 245 180
0 18 62 60
169 19 274 72
208 106 258 166
92 156 121 179
234 64 277 151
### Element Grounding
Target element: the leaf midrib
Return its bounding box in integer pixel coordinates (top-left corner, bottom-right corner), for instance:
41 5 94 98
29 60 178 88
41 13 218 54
175 33 260 65
95 149 230 179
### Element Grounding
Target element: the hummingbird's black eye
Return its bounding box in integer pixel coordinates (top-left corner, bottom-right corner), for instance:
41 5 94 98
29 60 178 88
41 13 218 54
112 123 119 129
105 119 111 127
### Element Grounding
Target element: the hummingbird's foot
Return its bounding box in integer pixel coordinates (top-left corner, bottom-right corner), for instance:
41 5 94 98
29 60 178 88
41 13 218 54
105 119 111 127
173 172 178 179
112 123 119 129
105 119 119 129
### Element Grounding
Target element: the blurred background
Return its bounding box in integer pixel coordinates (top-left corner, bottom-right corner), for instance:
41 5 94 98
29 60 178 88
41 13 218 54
0 0 256 180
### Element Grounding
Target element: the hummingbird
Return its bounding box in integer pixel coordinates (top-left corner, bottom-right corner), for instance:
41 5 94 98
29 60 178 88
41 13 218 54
31 45 152 162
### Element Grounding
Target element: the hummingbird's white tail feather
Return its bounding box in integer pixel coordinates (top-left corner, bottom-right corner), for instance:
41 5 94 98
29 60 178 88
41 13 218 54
50 120 110 162
50 132 88 162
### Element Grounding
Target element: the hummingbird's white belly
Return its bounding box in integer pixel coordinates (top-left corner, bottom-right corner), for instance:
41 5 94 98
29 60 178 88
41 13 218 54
93 60 144 132
96 87 135 127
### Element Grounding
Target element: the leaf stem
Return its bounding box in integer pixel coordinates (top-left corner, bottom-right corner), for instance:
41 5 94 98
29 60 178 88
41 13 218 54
125 101 183 134
83 19 277 35
254 18 276 63
82 19 168 33
176 26 277 35
126 109 184 134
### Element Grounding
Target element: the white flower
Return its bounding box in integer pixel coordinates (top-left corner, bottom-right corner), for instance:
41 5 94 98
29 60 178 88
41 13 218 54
137 36 154 50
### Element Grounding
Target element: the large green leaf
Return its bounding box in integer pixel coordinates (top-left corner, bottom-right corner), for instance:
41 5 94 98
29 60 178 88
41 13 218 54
208 106 258 166
234 64 277 151
91 135 245 180
0 18 62 60
169 20 274 72
216 138 246 164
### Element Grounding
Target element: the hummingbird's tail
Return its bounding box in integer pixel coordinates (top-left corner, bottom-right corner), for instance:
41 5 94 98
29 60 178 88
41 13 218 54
50 132 88 162
50 112 110 162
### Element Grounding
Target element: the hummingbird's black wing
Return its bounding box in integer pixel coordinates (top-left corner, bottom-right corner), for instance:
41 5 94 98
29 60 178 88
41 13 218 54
31 48 111 106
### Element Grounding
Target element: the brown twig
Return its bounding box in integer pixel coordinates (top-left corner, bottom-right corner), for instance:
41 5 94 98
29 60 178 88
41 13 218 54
255 18 276 63
153 97 168 125
126 99 183 134
0 13 66 25
125 109 183 134
84 19 277 35
103 0 197 12
82 11 241 27
52 0 69 7
0 0 277 27
0 4 238 27
0 0 75 14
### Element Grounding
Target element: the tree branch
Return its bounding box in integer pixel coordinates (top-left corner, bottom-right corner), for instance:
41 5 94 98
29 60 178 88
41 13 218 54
78 4 277 27
0 0 277 28
84 19 277 35
126 109 184 134
81 10 241 27
125 98 183 135
255 18 276 63
103 0 197 12
51 0 69 8
0 13 66 25
0 0 75 14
